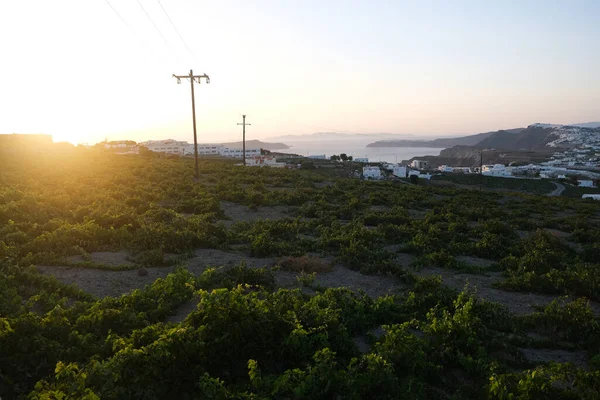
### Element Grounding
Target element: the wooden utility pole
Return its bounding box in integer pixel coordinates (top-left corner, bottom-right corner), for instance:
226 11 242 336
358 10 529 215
172 70 210 181
237 115 251 166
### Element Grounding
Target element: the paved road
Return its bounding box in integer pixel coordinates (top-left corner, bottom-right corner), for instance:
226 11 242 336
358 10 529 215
547 181 565 197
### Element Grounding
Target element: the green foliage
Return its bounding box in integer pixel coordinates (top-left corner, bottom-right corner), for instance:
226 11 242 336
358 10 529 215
2 148 600 399
521 297 599 344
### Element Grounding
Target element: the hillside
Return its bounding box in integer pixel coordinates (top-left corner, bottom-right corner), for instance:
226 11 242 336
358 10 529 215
2 150 600 398
368 124 600 151
366 129 524 148
572 122 600 129
475 125 558 150
221 139 289 150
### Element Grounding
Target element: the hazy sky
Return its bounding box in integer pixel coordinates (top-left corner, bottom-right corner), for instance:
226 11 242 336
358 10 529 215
1 0 599 144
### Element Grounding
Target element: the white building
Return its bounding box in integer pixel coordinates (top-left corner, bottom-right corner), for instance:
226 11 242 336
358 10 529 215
452 167 472 174
218 147 261 158
182 144 223 156
407 169 432 180
354 157 369 163
582 194 600 200
307 154 326 159
143 139 188 155
438 165 454 173
104 141 133 149
244 156 286 168
578 180 597 188
411 160 429 169
482 164 513 177
363 166 382 180
392 165 407 178
144 139 261 159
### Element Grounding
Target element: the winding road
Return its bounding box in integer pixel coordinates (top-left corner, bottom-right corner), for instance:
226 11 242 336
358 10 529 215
547 181 565 197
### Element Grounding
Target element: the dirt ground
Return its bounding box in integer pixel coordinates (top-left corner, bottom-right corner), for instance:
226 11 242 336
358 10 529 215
219 201 293 226
519 348 588 369
66 251 133 266
415 267 555 314
37 249 277 299
275 264 408 299
414 266 600 315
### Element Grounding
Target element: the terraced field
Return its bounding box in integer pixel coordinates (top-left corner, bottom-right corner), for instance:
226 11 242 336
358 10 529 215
2 148 600 399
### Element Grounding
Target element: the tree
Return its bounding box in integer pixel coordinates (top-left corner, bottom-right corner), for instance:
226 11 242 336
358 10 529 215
347 156 353 161
300 160 316 169
330 155 340 161
139 146 157 158
340 153 348 162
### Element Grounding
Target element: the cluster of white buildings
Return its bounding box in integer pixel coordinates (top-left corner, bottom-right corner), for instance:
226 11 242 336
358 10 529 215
410 160 429 169
242 155 287 168
437 165 473 174
362 163 431 181
436 161 599 188
140 139 261 159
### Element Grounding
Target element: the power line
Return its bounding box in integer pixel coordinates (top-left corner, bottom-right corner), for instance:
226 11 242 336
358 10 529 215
136 0 170 47
103 0 164 63
104 0 144 43
156 0 199 65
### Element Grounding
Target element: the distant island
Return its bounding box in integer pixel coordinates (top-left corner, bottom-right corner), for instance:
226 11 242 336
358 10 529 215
220 140 289 150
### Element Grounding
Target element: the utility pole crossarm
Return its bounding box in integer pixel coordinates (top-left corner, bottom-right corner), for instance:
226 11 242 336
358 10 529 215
172 69 210 181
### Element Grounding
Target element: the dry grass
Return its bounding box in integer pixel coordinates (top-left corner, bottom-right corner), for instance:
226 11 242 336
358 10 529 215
276 255 333 273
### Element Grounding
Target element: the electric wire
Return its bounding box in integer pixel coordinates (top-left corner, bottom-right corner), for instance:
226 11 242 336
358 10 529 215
156 0 199 65
103 0 166 64
136 0 171 47
104 0 144 44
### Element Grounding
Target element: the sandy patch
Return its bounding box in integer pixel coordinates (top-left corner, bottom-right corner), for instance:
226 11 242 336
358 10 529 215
275 263 406 299
456 255 496 268
519 348 587 369
394 252 417 266
67 251 133 266
219 201 292 223
37 249 276 298
414 267 563 314
318 265 407 298
407 209 427 219
36 265 176 298
184 249 276 273
370 205 392 212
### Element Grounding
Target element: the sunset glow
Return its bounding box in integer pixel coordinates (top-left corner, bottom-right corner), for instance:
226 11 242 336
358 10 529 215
1 0 598 145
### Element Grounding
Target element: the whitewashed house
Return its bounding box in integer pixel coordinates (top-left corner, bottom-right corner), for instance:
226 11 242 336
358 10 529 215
582 194 600 200
143 139 188 155
392 166 407 178
438 165 454 173
407 169 432 180
363 166 382 180
578 180 597 188
244 156 286 168
411 160 429 169
482 164 513 177
354 157 369 163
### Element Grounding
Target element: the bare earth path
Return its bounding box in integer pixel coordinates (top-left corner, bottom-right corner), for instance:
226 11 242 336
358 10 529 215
547 181 565 197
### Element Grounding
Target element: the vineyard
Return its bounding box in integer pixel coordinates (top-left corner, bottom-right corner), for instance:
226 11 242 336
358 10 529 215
1 147 600 399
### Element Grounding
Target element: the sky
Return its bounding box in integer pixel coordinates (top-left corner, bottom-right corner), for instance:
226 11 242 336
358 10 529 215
0 0 599 145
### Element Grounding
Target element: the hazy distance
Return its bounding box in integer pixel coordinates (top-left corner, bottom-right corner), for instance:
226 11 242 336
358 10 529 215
0 0 598 145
